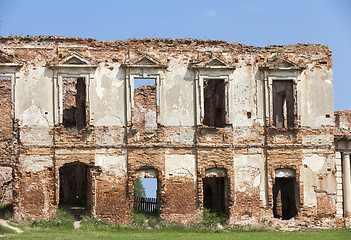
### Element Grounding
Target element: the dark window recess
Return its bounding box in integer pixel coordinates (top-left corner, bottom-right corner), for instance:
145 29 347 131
203 177 226 214
273 177 297 220
63 77 86 130
203 79 226 127
273 80 294 128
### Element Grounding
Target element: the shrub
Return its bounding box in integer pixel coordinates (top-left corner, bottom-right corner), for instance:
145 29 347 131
0 204 13 220
132 211 146 225
202 208 228 227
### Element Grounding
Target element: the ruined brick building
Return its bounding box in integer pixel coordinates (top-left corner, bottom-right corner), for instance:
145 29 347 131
0 36 350 228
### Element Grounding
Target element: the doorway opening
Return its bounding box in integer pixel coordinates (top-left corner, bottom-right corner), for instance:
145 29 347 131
202 168 228 221
133 168 158 216
273 168 298 220
59 162 89 220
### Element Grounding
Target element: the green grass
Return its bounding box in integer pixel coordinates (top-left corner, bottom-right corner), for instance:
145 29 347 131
2 209 351 239
2 228 350 240
0 224 16 235
30 208 75 229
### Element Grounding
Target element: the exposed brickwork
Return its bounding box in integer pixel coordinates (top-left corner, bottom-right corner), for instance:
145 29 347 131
317 193 336 217
0 36 345 229
162 178 198 219
0 77 14 206
0 166 12 205
133 84 156 131
0 77 12 138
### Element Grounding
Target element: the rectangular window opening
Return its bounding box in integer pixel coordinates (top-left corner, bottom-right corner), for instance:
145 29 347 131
62 77 86 131
203 79 226 127
0 76 12 137
273 80 294 128
133 78 157 131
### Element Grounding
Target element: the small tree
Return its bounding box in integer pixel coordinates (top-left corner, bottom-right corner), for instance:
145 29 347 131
134 178 146 198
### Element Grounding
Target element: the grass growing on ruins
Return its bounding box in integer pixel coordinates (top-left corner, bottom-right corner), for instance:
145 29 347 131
2 209 351 239
30 208 75 229
202 208 228 226
0 204 13 220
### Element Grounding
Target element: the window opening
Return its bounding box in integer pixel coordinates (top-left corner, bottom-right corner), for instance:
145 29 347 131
203 79 226 127
273 175 297 220
272 80 294 128
133 169 158 216
62 77 86 131
59 163 88 220
203 177 227 214
133 78 157 131
0 77 12 137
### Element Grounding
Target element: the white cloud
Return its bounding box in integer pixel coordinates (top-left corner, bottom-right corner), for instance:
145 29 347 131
205 10 217 17
247 4 262 12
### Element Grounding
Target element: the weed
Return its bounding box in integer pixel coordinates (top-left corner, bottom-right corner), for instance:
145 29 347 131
146 215 161 227
30 208 75 229
79 215 120 231
202 208 228 227
132 211 146 225
0 204 13 220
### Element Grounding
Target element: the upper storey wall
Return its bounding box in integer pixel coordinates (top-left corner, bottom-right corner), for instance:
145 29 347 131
0 36 333 130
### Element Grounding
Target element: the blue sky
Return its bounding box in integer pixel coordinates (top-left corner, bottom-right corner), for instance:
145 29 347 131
141 178 157 198
0 0 350 197
0 0 350 110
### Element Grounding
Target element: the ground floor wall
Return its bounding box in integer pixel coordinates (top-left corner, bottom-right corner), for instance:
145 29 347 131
9 144 343 228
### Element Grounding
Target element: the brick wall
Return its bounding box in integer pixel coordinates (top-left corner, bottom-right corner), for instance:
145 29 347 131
0 36 341 228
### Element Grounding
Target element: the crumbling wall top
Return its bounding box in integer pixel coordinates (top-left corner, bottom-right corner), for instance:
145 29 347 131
0 36 331 54
335 110 351 139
